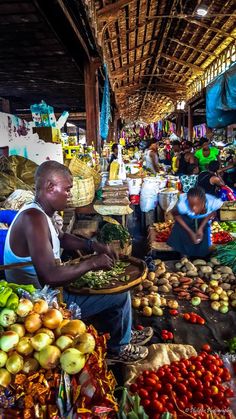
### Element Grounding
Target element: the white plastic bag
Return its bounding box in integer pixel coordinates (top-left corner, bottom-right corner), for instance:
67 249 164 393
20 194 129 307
127 178 142 195
140 177 159 212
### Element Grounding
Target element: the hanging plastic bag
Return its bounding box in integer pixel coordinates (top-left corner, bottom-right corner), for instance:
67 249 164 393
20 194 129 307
140 177 159 212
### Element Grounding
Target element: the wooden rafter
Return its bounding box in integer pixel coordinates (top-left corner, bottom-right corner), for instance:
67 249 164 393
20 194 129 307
182 17 236 40
109 55 152 77
107 38 156 61
97 0 132 17
161 53 204 73
168 37 217 58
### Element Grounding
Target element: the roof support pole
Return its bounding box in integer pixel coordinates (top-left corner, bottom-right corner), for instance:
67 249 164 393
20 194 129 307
188 105 193 141
84 59 100 150
176 111 182 137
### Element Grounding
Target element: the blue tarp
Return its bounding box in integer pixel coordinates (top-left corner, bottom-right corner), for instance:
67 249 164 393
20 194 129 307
206 62 236 128
100 64 111 140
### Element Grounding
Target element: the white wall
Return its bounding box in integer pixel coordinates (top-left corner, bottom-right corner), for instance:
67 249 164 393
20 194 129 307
0 112 63 165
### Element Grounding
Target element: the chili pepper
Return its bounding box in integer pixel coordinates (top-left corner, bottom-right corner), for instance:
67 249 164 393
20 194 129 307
161 330 173 341
6 292 19 310
0 287 13 307
169 309 178 316
8 283 36 294
0 280 8 287
212 231 233 244
228 337 236 353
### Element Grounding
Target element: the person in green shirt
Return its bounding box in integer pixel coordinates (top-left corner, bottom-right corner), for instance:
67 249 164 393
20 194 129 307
194 137 220 172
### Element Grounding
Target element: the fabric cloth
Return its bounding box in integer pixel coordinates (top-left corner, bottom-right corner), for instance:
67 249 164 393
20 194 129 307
63 290 132 353
145 149 159 174
177 193 223 219
180 175 198 193
197 171 218 196
167 214 210 257
4 202 61 288
194 147 219 171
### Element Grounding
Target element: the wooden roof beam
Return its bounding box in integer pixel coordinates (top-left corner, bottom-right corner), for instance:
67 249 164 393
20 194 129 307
106 38 156 61
168 37 217 58
161 53 204 73
109 56 152 77
97 0 132 18
182 17 236 40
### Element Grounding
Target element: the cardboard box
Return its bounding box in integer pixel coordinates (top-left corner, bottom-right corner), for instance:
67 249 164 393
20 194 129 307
33 127 61 143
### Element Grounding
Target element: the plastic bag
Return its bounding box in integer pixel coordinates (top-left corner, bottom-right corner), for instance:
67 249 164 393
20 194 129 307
31 285 60 307
127 178 142 195
140 178 159 212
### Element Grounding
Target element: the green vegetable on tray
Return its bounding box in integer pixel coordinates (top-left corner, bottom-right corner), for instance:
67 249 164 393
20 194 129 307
73 261 130 289
214 241 236 273
228 336 236 353
99 223 130 249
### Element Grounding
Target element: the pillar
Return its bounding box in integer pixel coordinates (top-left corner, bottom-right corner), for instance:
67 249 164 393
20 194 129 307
188 105 193 141
84 58 100 149
176 112 181 137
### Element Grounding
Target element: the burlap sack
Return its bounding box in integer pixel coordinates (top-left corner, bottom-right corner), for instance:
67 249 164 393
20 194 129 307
124 343 197 385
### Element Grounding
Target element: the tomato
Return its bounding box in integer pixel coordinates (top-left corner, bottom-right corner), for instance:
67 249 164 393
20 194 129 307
194 391 204 401
213 377 222 386
151 391 159 400
163 383 173 393
183 313 190 321
209 364 217 374
177 400 186 410
149 373 159 382
139 388 149 399
176 383 187 393
183 359 191 367
157 369 165 379
165 373 176 384
136 376 144 386
189 378 198 388
130 383 138 393
190 313 197 323
170 366 180 374
151 400 164 412
197 317 205 325
216 391 225 400
169 309 178 316
145 377 156 387
165 402 174 411
143 370 150 377
211 385 219 395
204 388 212 398
154 382 162 391
180 395 188 405
136 324 144 331
186 390 192 400
159 394 169 403
225 387 234 398
189 364 196 371
195 370 202 378
142 398 151 409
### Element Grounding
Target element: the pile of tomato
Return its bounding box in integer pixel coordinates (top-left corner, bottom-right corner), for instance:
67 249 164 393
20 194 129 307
211 231 234 244
129 352 233 418
156 228 172 242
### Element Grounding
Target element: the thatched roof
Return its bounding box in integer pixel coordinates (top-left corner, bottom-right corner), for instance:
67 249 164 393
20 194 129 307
93 0 236 122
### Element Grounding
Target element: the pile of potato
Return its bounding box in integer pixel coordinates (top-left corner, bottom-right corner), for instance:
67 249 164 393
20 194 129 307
132 260 179 317
174 257 236 313
153 220 174 232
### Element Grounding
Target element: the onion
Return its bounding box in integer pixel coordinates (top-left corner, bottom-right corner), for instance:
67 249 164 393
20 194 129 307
55 335 73 351
22 358 39 374
60 348 85 374
16 337 34 356
24 313 42 333
75 333 96 354
42 309 63 330
34 345 61 369
9 323 25 338
33 299 48 314
0 368 11 387
31 333 52 351
16 299 33 317
0 331 19 352
61 320 86 337
0 351 8 368
54 319 70 338
0 308 17 327
37 328 55 341
6 353 23 374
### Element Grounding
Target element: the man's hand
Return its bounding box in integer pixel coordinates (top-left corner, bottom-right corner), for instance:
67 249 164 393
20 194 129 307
92 241 117 261
88 253 115 271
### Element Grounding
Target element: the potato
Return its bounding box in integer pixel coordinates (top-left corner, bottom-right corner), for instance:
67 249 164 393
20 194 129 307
159 285 170 293
132 298 141 308
143 306 152 317
181 267 187 273
164 272 171 279
137 284 143 292
185 262 197 271
175 262 182 270
192 259 207 266
149 286 158 293
154 259 162 266
210 257 220 265
231 300 236 308
167 300 179 309
186 270 198 277
160 297 167 306
172 282 180 288
141 298 149 307
217 266 233 274
221 283 231 290
200 266 213 274
210 273 221 280
181 257 189 264
156 278 169 285
148 272 155 281
152 306 163 316
142 280 153 289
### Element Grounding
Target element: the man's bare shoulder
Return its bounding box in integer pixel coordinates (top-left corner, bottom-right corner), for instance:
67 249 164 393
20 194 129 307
18 208 47 224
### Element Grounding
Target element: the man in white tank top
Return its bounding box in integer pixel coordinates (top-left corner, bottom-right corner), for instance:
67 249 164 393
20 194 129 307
4 161 152 364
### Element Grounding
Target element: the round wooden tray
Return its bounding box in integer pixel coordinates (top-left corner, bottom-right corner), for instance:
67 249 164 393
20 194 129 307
65 256 147 295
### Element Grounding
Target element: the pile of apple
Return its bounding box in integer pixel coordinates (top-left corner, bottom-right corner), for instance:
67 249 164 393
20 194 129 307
0 298 95 388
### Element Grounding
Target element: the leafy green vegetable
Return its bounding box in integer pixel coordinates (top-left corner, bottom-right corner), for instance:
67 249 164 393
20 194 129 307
99 223 130 249
214 241 236 273
73 261 130 289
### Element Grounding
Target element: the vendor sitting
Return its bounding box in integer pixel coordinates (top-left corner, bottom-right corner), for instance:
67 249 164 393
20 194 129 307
167 186 223 257
4 161 152 364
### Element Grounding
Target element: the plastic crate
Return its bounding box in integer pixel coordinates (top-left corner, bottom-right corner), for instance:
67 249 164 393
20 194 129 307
0 210 18 225
0 229 8 265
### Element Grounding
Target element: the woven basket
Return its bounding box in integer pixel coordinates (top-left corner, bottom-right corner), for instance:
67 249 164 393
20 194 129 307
69 156 101 190
67 176 95 208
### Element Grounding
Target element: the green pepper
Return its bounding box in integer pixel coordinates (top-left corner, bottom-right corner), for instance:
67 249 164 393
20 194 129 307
0 287 13 307
228 337 236 353
8 283 36 294
0 280 8 288
6 292 19 311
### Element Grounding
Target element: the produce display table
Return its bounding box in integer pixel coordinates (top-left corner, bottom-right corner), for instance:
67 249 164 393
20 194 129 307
220 202 236 221
75 201 133 227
